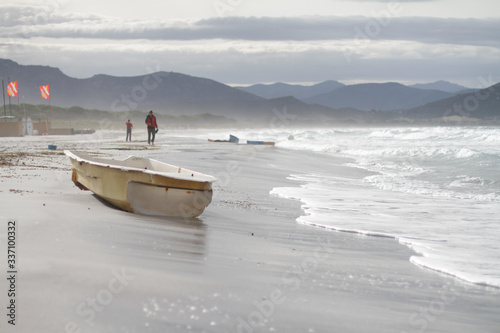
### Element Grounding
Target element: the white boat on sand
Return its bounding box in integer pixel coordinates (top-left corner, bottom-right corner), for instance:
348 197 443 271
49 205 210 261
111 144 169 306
65 150 216 218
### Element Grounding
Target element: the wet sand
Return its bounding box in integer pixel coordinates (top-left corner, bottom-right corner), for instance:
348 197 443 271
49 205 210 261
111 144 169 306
1 131 499 333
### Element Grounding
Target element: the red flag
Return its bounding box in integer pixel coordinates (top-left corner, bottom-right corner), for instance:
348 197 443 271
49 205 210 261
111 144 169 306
40 85 50 99
7 81 18 97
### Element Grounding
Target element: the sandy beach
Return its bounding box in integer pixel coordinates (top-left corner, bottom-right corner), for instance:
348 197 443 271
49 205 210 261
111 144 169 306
1 130 499 333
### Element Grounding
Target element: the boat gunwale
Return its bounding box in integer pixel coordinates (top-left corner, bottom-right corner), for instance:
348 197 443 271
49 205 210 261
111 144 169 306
64 150 216 183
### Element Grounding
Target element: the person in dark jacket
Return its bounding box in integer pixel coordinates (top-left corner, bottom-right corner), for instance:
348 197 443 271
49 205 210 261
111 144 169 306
145 110 158 145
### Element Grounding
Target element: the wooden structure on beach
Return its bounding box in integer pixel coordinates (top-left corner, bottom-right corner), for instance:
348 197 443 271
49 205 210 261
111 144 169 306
0 117 22 136
0 117 73 137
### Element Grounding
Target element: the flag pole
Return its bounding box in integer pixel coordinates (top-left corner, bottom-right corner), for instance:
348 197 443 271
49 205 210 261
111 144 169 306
7 77 12 116
1 76 6 116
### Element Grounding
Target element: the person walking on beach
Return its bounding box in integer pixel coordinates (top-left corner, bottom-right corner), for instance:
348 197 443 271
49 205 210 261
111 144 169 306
125 119 133 141
145 110 158 145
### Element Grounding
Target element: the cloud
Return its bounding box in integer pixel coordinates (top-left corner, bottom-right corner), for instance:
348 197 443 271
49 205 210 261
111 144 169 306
1 3 498 87
1 4 499 49
3 36 498 85
337 0 440 2
0 4 101 28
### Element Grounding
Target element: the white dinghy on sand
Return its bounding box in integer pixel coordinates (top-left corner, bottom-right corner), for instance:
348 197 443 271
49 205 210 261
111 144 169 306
65 150 216 218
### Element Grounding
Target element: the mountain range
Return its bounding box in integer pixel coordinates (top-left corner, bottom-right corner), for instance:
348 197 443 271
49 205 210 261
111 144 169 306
238 81 471 111
235 80 345 100
409 80 471 93
0 58 498 124
304 82 454 111
404 83 500 121
0 59 261 112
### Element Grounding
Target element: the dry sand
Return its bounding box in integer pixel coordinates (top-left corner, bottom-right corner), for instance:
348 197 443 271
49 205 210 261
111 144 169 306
0 130 499 333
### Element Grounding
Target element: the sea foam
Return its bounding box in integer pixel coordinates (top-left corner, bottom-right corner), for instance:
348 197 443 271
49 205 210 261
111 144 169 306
268 126 500 289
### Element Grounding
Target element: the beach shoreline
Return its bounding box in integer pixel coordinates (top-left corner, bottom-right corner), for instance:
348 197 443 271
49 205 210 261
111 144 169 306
1 131 499 332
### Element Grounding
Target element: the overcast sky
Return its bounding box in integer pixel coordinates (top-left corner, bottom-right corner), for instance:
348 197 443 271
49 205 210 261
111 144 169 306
1 0 499 87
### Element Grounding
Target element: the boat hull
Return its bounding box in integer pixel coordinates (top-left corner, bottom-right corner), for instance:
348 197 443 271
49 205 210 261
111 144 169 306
67 151 214 218
126 182 212 217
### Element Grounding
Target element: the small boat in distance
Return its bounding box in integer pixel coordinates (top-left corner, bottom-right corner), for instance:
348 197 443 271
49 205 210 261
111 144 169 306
65 150 216 218
208 134 240 143
208 135 274 145
73 128 96 135
246 141 275 146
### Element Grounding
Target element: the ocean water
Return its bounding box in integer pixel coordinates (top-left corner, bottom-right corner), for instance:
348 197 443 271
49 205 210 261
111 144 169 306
196 126 500 289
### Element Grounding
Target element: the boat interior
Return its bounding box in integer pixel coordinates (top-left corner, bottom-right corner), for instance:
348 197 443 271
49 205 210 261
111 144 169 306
67 151 196 175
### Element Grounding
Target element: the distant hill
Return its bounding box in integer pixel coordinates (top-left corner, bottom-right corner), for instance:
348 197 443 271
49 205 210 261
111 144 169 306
0 58 79 104
402 82 500 121
10 103 239 129
410 80 470 93
305 82 453 111
160 95 368 123
236 80 345 100
0 59 368 123
2 58 499 125
0 58 263 112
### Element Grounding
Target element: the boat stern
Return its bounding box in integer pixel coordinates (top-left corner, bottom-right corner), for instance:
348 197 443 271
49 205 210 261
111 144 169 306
126 182 213 218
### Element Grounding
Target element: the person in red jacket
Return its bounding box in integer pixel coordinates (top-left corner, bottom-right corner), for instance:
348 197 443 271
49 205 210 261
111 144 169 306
145 110 158 145
125 119 133 141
